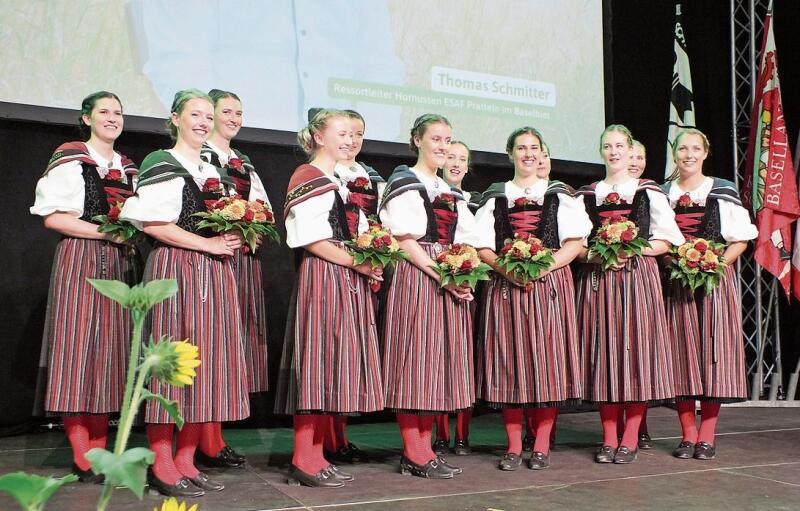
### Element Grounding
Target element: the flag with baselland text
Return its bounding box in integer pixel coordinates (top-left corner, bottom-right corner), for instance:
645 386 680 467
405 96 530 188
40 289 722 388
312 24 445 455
741 5 800 299
665 4 696 178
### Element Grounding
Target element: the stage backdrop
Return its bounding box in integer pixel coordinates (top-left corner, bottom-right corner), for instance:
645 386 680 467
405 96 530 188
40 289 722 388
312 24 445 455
0 0 606 164
2 0 800 432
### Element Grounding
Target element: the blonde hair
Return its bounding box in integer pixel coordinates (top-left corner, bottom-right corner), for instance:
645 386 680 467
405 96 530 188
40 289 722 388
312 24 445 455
506 126 544 155
632 139 646 156
667 128 710 181
297 108 348 160
344 109 365 127
409 113 451 154
598 124 634 153
166 88 212 140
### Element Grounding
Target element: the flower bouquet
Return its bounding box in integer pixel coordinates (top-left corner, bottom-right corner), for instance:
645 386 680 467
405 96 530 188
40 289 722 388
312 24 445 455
431 243 492 290
344 221 409 292
588 214 651 270
192 196 279 253
495 233 555 285
93 200 143 244
669 238 727 292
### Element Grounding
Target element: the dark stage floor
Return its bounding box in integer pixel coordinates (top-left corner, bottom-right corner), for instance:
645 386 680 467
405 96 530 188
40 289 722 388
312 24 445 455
1 407 799 511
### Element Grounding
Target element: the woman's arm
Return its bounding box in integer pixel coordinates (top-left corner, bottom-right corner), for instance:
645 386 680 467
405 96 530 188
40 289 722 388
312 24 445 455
550 239 584 270
642 240 671 257
143 222 239 256
43 212 117 242
304 240 382 280
723 240 747 266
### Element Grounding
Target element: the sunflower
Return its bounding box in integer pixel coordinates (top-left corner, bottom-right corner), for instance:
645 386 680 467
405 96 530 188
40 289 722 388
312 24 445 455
154 497 198 511
144 338 201 388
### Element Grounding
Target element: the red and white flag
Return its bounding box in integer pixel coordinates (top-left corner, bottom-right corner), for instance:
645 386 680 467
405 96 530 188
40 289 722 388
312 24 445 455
741 3 800 299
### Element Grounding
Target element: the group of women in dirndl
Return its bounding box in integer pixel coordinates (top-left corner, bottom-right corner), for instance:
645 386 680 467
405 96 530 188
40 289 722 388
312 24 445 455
32 88 757 494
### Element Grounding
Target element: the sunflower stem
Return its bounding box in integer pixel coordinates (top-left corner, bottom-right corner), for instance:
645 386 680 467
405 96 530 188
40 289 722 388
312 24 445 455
96 311 154 511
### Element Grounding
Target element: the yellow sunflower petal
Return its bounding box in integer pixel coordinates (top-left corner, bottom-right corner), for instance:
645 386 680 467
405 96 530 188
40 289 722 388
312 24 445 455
177 366 197 377
174 374 194 386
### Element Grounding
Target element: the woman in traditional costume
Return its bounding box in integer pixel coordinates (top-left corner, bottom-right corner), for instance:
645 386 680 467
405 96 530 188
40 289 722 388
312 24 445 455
380 114 477 479
31 91 141 483
122 89 249 497
475 128 589 470
663 129 756 460
574 124 684 464
274 109 384 488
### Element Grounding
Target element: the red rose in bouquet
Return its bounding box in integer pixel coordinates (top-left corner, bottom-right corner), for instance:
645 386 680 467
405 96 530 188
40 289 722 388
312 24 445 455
92 200 142 244
588 214 651 270
192 196 280 253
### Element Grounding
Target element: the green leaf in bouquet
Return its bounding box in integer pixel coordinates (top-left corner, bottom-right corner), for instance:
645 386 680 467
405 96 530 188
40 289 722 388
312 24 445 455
0 471 78 511
140 389 185 429
85 447 154 499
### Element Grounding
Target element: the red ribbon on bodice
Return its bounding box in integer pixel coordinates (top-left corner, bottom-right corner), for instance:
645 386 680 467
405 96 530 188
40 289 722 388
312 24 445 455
509 209 541 237
433 208 458 244
675 211 703 239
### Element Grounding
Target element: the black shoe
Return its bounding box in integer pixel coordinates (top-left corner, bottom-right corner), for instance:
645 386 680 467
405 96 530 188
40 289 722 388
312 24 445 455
221 445 246 463
638 433 654 450
195 447 245 468
328 442 368 463
672 441 695 459
328 464 354 482
147 471 205 498
452 439 472 456
595 445 615 463
287 464 344 488
693 441 716 460
432 439 449 455
613 446 638 464
527 451 550 470
72 463 104 484
522 434 535 453
436 456 462 475
498 452 522 471
399 456 453 479
189 472 224 492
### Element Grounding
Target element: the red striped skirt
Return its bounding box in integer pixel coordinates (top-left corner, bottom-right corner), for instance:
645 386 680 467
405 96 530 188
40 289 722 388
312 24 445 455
232 250 269 393
382 243 475 413
575 256 676 403
665 265 747 402
41 238 140 414
274 249 384 415
479 267 582 408
144 246 250 423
